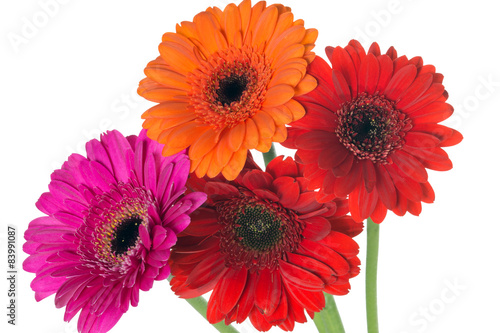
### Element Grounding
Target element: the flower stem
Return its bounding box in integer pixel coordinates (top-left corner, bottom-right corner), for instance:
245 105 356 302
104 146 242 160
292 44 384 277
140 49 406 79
313 293 345 333
168 276 240 333
184 296 240 333
366 217 380 333
263 143 277 166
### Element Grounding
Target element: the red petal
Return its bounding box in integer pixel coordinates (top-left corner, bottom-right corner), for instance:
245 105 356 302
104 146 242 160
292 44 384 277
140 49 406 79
384 65 418 101
302 216 332 241
255 269 281 316
273 176 300 208
334 161 362 196
214 268 248 315
298 239 350 276
391 150 428 183
295 130 335 150
358 53 380 95
362 159 377 193
327 46 358 98
375 166 396 209
266 156 298 178
319 231 359 258
375 55 393 92
287 252 335 283
396 73 434 110
404 131 441 148
410 102 454 124
279 260 325 291
332 153 354 177
235 274 258 323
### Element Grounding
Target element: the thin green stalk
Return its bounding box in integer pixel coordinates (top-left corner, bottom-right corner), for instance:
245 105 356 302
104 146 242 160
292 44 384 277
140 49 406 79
366 218 380 333
184 296 240 333
168 276 240 333
313 293 345 333
263 143 277 166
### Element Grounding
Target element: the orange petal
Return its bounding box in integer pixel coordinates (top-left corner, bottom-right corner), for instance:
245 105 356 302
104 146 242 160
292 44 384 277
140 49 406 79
284 99 306 121
189 129 220 160
269 11 294 41
269 68 303 87
145 66 191 90
267 25 306 59
294 74 317 96
244 118 259 149
263 84 295 107
221 147 248 180
195 149 215 178
227 122 246 152
252 111 276 139
301 28 318 45
159 42 199 74
215 132 233 168
223 3 242 46
252 6 278 47
138 78 187 103
272 44 306 68
144 102 191 118
168 122 208 148
263 106 293 125
272 124 287 142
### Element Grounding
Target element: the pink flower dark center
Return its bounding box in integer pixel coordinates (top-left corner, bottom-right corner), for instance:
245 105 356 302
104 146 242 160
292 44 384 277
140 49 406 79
78 181 152 267
216 193 304 272
111 215 143 256
336 93 412 164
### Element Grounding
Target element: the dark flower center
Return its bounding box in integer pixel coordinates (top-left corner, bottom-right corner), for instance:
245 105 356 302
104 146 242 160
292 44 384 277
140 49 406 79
216 193 304 271
216 75 249 106
111 215 143 256
336 93 412 164
234 205 282 251
80 181 152 266
189 46 273 130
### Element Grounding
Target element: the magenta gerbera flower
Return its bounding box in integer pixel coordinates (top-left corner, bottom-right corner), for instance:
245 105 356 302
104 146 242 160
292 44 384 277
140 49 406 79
23 130 206 333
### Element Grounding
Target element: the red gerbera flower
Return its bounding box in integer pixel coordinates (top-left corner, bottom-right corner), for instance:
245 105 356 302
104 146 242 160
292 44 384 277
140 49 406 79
283 40 463 223
169 155 362 331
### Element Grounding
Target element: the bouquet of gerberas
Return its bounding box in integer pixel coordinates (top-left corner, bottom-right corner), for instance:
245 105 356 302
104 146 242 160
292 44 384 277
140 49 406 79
23 1 462 332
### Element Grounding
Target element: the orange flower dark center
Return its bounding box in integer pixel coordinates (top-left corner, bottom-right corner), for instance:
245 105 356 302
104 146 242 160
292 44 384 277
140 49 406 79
216 74 249 106
189 46 273 130
216 193 303 271
336 93 412 164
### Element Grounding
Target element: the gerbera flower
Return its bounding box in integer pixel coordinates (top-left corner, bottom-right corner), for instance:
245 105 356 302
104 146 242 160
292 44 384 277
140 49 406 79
169 155 362 331
23 130 206 333
283 40 463 223
138 0 318 180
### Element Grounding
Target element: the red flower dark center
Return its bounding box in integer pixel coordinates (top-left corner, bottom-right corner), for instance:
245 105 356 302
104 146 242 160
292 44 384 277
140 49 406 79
189 46 273 130
234 205 282 252
336 93 412 164
216 193 304 271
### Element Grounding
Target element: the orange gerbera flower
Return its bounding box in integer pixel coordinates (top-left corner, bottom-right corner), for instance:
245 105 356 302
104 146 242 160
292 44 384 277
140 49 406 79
138 0 317 180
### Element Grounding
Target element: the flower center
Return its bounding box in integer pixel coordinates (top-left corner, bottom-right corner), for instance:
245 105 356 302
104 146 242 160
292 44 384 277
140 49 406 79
78 181 153 267
336 93 412 164
216 192 304 271
216 74 249 106
188 46 273 130
110 215 143 256
234 205 282 252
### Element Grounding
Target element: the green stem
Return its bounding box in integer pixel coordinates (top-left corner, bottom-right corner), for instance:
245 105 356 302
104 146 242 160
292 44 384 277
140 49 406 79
184 297 240 333
313 293 345 333
366 218 380 333
168 276 240 333
262 143 277 166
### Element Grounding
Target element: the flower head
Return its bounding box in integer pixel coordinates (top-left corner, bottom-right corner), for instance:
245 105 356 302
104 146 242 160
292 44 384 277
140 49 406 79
169 155 361 331
23 130 206 333
284 40 463 223
139 0 318 180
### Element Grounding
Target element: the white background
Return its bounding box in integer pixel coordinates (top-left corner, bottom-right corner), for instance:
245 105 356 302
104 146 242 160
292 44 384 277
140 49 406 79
1 0 499 332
